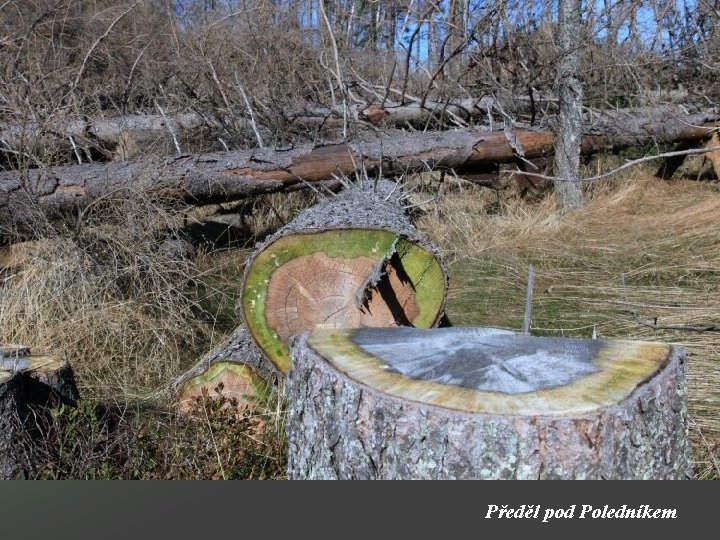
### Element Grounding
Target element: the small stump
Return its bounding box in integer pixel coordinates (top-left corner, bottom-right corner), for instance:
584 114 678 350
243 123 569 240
1 345 79 479
287 327 691 480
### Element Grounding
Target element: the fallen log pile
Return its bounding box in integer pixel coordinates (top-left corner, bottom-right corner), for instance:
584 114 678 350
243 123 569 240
1 107 718 238
0 96 516 158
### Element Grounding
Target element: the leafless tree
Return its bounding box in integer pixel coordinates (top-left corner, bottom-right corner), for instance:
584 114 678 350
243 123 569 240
554 0 584 209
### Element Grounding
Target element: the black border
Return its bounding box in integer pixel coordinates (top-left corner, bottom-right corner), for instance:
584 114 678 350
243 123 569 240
0 480 713 537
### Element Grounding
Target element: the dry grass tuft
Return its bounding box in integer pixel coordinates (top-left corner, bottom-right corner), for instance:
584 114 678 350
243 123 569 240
0 186 315 400
0 191 213 398
416 170 720 477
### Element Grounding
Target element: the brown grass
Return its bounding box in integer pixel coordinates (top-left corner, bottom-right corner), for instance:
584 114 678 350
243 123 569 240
0 189 300 479
0 191 210 397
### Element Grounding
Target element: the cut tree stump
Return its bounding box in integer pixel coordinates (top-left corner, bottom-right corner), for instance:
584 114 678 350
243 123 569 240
240 182 448 373
287 327 691 480
0 345 79 479
172 326 277 413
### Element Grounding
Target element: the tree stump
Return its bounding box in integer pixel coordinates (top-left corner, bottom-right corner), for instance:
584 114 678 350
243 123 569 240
173 326 277 413
0 345 79 479
240 181 448 373
286 327 691 480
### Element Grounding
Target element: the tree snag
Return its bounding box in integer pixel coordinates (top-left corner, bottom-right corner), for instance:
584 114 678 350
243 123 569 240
554 0 584 209
286 327 691 480
240 182 448 372
0 345 79 479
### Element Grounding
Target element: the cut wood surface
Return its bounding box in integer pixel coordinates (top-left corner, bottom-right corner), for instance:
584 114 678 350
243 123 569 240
172 326 276 413
1 108 718 237
240 181 448 372
287 327 691 480
0 345 79 479
0 345 78 405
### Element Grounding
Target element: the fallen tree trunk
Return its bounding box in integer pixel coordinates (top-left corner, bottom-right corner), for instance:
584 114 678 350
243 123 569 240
1 109 718 237
0 345 79 479
240 181 448 372
2 102 699 160
0 98 506 159
287 327 691 480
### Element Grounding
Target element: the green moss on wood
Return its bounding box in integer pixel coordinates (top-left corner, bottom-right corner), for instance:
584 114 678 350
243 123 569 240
242 229 445 371
179 362 268 400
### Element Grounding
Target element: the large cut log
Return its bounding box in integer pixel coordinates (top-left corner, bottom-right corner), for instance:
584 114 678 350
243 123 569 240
172 326 277 413
287 327 691 480
240 182 448 372
0 345 78 405
0 345 79 479
1 109 718 237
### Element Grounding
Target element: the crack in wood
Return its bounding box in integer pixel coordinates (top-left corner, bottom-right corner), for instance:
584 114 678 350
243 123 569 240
354 236 399 310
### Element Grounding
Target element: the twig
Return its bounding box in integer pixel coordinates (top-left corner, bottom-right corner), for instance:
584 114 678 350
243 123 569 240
154 100 182 155
234 72 265 149
318 0 348 139
637 320 720 332
403 195 438 210
508 144 720 183
68 135 83 165
522 264 535 334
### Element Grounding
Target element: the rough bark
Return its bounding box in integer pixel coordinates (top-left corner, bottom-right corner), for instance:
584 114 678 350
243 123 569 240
172 325 278 412
0 346 79 479
1 109 718 237
554 0 584 209
286 327 691 480
240 181 448 372
0 371 25 479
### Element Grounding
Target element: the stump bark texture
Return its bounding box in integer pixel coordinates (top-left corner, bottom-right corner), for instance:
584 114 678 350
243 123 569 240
286 327 691 480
